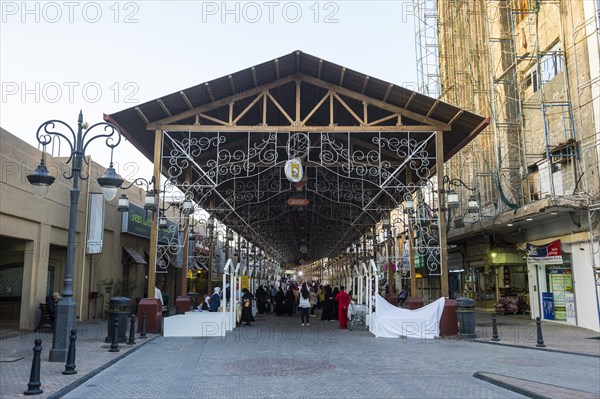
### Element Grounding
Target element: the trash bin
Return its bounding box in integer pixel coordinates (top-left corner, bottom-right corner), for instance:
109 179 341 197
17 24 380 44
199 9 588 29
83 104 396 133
456 297 476 339
105 296 131 343
439 299 458 337
187 292 199 310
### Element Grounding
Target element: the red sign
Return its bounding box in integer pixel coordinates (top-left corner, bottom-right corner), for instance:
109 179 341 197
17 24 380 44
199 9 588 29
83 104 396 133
287 198 309 206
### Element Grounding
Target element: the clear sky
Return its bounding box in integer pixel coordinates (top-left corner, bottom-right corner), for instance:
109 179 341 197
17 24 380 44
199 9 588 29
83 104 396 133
1 0 418 180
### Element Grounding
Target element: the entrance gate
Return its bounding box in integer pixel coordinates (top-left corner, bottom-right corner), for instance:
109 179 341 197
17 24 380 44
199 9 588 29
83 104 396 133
107 50 488 298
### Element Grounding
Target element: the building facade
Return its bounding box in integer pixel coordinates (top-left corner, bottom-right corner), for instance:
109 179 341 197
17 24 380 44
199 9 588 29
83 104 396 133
0 128 180 330
415 0 600 331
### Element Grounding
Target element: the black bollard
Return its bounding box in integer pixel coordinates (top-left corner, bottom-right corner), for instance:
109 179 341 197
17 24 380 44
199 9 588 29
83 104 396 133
127 314 136 345
535 317 546 347
491 314 500 341
62 329 77 375
109 319 120 352
24 339 43 395
140 312 147 339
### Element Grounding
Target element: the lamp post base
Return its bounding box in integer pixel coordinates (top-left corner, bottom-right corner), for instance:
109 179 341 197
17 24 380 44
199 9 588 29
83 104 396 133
49 298 77 362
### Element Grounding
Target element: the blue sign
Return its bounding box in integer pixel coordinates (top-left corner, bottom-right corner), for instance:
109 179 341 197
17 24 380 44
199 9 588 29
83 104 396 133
542 292 555 320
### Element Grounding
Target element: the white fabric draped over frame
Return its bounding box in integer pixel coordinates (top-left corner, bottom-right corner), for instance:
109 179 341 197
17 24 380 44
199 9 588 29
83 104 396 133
371 295 445 339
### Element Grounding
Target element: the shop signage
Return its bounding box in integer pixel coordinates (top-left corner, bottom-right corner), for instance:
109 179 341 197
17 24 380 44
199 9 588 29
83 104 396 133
542 292 555 320
121 203 178 245
121 203 152 238
284 158 303 183
86 193 105 254
565 293 576 324
287 197 309 206
447 251 464 271
526 240 562 264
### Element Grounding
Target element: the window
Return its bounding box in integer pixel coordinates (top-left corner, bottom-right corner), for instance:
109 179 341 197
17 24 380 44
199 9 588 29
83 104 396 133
526 43 563 93
513 0 533 25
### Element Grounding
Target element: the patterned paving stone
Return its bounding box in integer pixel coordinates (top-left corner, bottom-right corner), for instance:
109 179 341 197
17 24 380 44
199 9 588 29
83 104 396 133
3 311 599 399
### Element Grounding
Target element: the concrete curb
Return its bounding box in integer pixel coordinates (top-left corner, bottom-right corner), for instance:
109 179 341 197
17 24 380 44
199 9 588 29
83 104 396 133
46 335 160 399
473 372 551 399
471 338 600 358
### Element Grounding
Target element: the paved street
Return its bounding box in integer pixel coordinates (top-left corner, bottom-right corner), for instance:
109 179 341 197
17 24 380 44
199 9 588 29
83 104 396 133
2 311 599 399
59 313 598 399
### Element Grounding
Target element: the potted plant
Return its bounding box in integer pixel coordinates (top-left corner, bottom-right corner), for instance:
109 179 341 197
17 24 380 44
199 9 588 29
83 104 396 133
98 278 137 318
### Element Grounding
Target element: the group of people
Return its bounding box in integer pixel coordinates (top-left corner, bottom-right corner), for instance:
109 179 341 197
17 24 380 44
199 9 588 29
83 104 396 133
201 286 256 326
189 280 357 330
269 282 352 329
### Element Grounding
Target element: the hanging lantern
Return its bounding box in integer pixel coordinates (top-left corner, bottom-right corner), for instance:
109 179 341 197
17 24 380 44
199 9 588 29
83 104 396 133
446 190 459 209
468 195 479 213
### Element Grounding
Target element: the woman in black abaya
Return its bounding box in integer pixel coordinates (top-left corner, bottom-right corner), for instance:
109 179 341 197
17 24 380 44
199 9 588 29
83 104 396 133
285 287 295 316
320 285 336 321
275 287 285 316
240 288 254 325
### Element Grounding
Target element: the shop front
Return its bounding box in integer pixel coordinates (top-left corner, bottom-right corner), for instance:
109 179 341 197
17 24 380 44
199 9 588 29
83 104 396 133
487 251 529 315
526 240 576 325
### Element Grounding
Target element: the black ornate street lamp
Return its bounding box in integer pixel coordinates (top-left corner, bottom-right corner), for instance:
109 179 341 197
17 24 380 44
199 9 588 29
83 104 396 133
27 111 123 362
442 175 479 213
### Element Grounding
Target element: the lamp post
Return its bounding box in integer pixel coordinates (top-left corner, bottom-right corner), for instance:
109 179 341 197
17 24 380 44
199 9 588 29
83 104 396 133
27 111 123 362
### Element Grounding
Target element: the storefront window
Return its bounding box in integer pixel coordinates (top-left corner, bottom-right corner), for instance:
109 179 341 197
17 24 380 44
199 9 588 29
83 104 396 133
543 257 574 322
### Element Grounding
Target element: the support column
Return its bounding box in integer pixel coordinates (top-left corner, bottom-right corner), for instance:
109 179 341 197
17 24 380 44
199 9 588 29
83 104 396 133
409 224 417 296
147 129 162 298
436 129 449 298
21 224 51 330
180 167 192 297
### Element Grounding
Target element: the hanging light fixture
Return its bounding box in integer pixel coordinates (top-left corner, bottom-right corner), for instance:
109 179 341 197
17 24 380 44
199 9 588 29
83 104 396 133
181 199 194 215
382 217 390 228
446 190 459 209
468 195 479 213
27 160 56 199
207 215 215 234
144 191 156 211
117 194 130 212
159 215 168 228
96 163 124 201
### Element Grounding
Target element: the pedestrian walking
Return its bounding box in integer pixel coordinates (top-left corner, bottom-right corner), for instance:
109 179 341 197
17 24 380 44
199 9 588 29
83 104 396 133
241 288 254 325
309 286 318 317
275 287 285 316
320 285 336 321
209 287 221 312
317 285 325 310
298 283 311 326
335 286 351 329
285 287 295 316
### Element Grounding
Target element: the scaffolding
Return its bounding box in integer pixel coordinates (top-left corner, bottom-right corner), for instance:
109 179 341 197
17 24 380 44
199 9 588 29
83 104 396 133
419 0 600 328
433 0 507 217
414 0 441 99
486 0 525 209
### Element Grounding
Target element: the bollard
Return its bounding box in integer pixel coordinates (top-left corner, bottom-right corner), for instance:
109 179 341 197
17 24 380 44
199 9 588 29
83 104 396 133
24 339 43 395
491 314 500 341
109 319 120 352
62 329 77 375
535 317 546 347
127 314 136 345
140 312 147 339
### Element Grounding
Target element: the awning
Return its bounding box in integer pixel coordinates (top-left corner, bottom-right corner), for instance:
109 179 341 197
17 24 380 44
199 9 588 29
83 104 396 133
123 247 147 265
